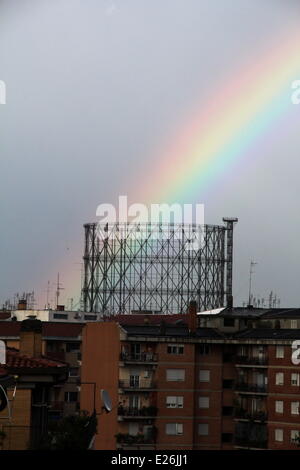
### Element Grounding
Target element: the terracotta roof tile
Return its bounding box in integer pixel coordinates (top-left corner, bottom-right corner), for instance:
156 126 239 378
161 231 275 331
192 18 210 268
3 348 66 369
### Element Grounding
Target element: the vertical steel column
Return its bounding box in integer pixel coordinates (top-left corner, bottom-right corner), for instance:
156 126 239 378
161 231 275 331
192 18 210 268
222 217 238 308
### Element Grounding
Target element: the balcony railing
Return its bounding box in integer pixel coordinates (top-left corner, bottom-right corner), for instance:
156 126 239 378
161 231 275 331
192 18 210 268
235 408 267 422
119 380 156 390
236 356 268 366
235 382 268 394
118 406 158 418
235 437 268 449
120 352 158 362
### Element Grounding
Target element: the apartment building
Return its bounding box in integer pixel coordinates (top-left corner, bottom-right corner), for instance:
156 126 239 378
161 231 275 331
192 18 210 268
1 305 300 449
80 304 300 450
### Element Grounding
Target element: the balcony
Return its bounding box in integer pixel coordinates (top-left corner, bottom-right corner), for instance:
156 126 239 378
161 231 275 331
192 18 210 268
235 408 267 422
119 380 156 390
235 437 268 449
118 406 158 419
120 352 158 363
235 382 268 394
236 356 268 366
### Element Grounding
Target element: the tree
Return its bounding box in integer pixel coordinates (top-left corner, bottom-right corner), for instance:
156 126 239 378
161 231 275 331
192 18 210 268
37 411 97 450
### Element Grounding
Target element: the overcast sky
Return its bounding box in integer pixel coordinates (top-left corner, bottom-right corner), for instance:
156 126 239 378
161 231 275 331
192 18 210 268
0 0 300 309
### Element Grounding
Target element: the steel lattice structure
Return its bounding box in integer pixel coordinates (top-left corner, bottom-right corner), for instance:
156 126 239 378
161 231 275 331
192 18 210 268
82 219 237 314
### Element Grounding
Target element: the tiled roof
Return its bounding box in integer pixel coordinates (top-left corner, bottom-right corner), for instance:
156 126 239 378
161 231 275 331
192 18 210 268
2 348 66 369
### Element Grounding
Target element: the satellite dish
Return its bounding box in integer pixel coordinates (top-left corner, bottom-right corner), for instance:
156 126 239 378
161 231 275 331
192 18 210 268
101 389 112 413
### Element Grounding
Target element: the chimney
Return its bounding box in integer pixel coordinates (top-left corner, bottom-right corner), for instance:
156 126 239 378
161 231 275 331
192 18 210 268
18 299 27 310
20 319 42 357
187 300 198 333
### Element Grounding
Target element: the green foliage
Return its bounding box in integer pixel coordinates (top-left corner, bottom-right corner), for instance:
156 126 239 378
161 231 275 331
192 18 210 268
37 410 97 450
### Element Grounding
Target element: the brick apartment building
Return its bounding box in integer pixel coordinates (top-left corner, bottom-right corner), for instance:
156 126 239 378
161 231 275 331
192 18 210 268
1 304 300 450
80 304 300 450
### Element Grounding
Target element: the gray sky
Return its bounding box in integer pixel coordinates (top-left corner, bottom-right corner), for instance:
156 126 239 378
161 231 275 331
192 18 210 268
0 0 300 309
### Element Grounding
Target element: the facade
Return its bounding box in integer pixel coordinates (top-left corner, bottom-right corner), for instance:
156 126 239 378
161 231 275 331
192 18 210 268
1 305 300 450
80 305 300 450
0 319 68 449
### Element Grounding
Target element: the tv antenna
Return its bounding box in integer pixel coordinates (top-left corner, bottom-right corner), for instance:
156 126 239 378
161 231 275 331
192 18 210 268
55 273 64 308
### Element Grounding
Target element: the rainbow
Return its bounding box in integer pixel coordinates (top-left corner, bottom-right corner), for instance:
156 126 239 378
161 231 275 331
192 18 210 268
40 26 300 308
133 27 300 205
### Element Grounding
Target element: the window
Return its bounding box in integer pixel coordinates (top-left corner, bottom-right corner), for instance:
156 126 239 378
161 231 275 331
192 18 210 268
64 392 78 402
291 430 300 443
166 396 184 408
222 433 233 443
291 373 300 386
53 313 68 320
275 429 283 442
223 379 234 389
291 402 300 415
166 369 185 382
199 397 210 409
167 344 184 355
276 346 284 359
223 318 235 327
84 314 97 321
276 372 284 385
199 370 210 382
198 424 209 436
166 423 183 435
222 406 233 416
275 401 284 414
69 367 79 378
66 342 80 353
291 320 298 329
199 344 210 355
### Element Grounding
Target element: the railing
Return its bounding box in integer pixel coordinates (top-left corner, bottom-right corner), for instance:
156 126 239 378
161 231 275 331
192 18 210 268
235 437 268 449
235 382 268 393
235 409 267 421
236 356 268 366
118 406 158 417
119 380 156 389
120 352 158 362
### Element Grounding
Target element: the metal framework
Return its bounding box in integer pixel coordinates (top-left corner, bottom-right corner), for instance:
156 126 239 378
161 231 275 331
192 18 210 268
82 220 237 314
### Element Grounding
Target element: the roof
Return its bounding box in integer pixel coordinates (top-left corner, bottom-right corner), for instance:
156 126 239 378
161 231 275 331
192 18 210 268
108 314 188 326
2 348 67 369
0 321 84 338
122 324 224 339
234 328 300 340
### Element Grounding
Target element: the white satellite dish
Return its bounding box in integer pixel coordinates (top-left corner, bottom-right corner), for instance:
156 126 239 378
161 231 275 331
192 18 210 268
101 389 112 413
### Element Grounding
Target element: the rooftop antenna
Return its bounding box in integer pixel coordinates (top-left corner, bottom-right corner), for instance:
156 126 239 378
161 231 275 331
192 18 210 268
45 281 51 309
248 260 257 307
55 273 64 308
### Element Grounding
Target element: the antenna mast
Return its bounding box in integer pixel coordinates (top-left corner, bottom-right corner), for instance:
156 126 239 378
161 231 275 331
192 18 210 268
248 260 257 307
